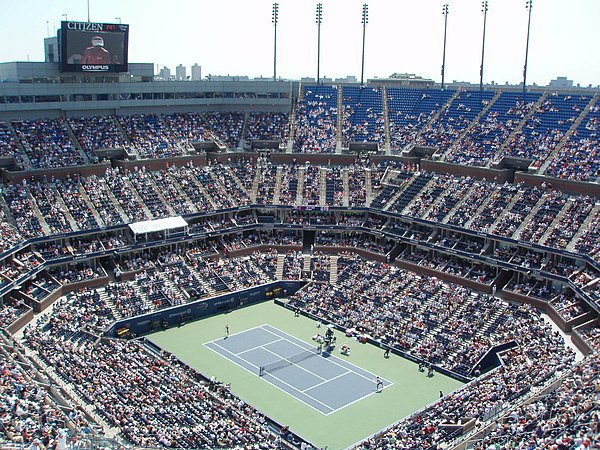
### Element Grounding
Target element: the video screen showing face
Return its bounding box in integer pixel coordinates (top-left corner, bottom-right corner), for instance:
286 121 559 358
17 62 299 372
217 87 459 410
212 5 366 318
61 22 129 72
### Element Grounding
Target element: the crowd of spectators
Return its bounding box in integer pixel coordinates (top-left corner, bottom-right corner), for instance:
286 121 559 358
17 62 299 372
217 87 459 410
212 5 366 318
0 121 25 167
67 116 128 155
12 118 85 168
246 112 289 145
0 222 23 256
315 231 391 255
3 161 597 264
287 254 584 449
341 86 385 146
0 299 29 328
544 102 600 181
118 114 185 159
445 92 540 166
0 345 75 449
294 86 338 153
48 263 105 286
22 305 282 449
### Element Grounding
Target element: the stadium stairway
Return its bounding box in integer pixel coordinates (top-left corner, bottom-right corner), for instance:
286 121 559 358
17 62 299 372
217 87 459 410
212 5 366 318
224 165 253 201
77 183 107 228
329 255 339 284
489 189 524 234
250 165 262 203
296 166 306 206
319 167 328 206
62 118 91 164
381 86 392 154
342 167 350 207
26 189 51 235
112 115 134 149
400 175 438 216
567 201 600 252
439 90 502 162
303 255 312 274
52 187 80 231
407 89 462 151
512 193 551 241
99 178 131 223
275 253 285 279
538 198 574 244
336 86 344 154
442 183 480 224
239 113 250 148
6 120 33 169
99 287 123 320
165 171 199 213
364 167 374 207
492 92 548 166
538 93 599 175
147 176 177 217
273 166 283 205
286 97 298 153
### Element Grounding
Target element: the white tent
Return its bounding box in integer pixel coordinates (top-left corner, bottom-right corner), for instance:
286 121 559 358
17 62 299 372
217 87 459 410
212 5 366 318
129 216 188 240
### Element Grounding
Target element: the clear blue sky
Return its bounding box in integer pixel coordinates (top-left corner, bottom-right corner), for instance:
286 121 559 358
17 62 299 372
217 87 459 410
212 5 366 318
1 0 598 86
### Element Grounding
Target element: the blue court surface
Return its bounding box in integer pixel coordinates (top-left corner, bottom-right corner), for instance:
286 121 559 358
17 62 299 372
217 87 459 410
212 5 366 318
204 324 392 415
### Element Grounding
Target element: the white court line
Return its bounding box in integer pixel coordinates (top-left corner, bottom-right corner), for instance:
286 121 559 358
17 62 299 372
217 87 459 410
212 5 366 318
260 345 327 382
206 324 391 415
206 340 261 372
221 323 266 340
204 340 335 415
261 324 393 386
236 337 284 357
301 369 351 392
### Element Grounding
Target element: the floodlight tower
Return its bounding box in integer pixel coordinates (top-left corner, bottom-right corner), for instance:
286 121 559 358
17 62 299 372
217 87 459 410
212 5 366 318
272 3 279 81
441 4 449 89
479 0 488 91
522 0 533 92
360 4 368 86
316 3 323 84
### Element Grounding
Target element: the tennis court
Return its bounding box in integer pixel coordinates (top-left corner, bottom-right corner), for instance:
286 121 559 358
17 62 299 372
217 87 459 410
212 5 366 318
149 301 464 449
205 324 391 415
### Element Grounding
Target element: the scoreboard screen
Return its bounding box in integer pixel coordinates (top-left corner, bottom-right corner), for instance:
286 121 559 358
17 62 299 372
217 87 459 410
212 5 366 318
60 21 129 73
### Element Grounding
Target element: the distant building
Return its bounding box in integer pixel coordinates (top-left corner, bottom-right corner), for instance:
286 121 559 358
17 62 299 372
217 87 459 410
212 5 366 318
368 73 434 88
44 37 59 63
548 76 573 89
335 75 358 83
158 66 171 80
191 64 201 81
175 64 186 80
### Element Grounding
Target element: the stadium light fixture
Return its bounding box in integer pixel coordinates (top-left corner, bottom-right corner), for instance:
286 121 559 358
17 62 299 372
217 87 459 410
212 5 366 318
361 4 369 86
87 0 90 23
316 3 323 84
441 4 449 89
62 14 68 22
272 2 279 81
115 17 122 24
479 0 488 91
523 0 533 93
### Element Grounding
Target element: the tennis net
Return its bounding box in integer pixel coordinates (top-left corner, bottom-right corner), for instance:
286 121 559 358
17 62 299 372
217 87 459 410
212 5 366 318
259 346 321 376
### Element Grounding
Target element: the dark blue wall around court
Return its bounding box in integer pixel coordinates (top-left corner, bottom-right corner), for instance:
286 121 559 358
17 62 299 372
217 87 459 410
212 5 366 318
107 281 305 338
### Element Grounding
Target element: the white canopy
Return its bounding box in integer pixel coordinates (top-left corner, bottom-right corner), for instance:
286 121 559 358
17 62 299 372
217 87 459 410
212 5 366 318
128 216 188 235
